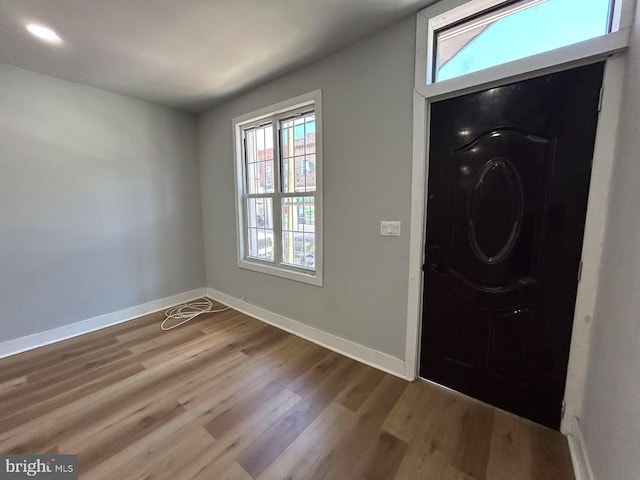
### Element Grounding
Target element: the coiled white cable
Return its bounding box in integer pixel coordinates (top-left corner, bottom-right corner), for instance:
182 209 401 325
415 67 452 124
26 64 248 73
161 298 230 331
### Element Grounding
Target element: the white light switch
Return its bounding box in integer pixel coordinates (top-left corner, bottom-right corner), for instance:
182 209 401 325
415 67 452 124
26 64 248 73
380 221 401 237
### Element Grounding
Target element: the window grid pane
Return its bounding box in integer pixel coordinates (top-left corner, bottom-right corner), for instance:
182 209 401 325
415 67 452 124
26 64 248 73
281 196 315 269
281 113 316 193
245 124 274 194
247 197 274 261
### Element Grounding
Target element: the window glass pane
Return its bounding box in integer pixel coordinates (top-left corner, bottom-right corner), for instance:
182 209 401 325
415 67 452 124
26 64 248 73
435 0 612 82
245 124 274 194
247 198 274 261
247 198 273 229
282 197 315 269
281 113 316 193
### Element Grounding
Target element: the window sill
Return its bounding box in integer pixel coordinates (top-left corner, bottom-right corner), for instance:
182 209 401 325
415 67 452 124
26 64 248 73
238 259 323 287
416 28 630 102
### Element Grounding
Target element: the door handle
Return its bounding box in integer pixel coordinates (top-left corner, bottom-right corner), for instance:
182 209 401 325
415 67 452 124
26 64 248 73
423 262 444 273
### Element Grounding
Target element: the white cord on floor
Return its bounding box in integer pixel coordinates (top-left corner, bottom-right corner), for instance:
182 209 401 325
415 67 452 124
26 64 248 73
161 298 230 331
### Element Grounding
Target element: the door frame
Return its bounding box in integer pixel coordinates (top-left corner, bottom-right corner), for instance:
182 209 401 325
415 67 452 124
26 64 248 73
405 0 634 436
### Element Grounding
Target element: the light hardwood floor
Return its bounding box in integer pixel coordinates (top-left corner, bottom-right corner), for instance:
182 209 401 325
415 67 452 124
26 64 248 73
0 302 575 479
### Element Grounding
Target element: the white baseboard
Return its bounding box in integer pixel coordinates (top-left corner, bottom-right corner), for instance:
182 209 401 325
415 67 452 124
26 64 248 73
206 287 408 380
0 288 207 360
566 415 596 480
1 285 407 380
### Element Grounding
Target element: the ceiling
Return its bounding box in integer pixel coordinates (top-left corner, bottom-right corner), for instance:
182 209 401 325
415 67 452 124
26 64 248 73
0 0 434 112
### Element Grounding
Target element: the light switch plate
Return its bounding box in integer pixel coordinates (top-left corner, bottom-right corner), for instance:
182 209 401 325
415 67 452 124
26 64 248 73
380 221 401 237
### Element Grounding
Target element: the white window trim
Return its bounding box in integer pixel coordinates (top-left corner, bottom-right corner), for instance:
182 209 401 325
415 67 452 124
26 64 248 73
415 0 635 100
232 90 323 287
406 0 636 435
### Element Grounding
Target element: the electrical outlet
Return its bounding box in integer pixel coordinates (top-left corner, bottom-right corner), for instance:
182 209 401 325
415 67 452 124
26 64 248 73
380 221 401 237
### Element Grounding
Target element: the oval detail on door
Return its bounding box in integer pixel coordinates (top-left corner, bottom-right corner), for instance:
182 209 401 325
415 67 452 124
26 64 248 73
467 158 524 264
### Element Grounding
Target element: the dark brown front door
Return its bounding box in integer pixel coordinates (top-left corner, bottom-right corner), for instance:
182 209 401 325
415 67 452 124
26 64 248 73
420 63 604 429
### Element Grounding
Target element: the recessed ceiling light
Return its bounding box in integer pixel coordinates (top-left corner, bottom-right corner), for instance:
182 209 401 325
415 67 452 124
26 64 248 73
25 23 62 44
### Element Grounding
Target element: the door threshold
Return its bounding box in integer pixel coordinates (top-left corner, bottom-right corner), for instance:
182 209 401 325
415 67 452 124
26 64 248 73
418 376 560 432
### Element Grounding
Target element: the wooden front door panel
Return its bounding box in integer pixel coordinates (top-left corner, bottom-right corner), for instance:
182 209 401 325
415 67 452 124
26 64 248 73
420 63 605 429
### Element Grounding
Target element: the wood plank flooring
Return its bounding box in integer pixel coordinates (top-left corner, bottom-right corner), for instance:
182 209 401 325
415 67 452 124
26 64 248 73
0 302 575 479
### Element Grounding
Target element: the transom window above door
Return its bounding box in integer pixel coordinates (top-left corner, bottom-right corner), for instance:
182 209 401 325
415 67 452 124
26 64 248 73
428 0 618 83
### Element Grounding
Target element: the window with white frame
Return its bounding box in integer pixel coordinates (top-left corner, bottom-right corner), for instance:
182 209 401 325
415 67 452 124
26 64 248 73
428 0 617 83
233 91 322 286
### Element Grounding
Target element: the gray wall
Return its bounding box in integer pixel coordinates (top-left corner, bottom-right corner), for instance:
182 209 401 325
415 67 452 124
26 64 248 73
0 63 205 342
198 17 415 359
580 5 640 480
